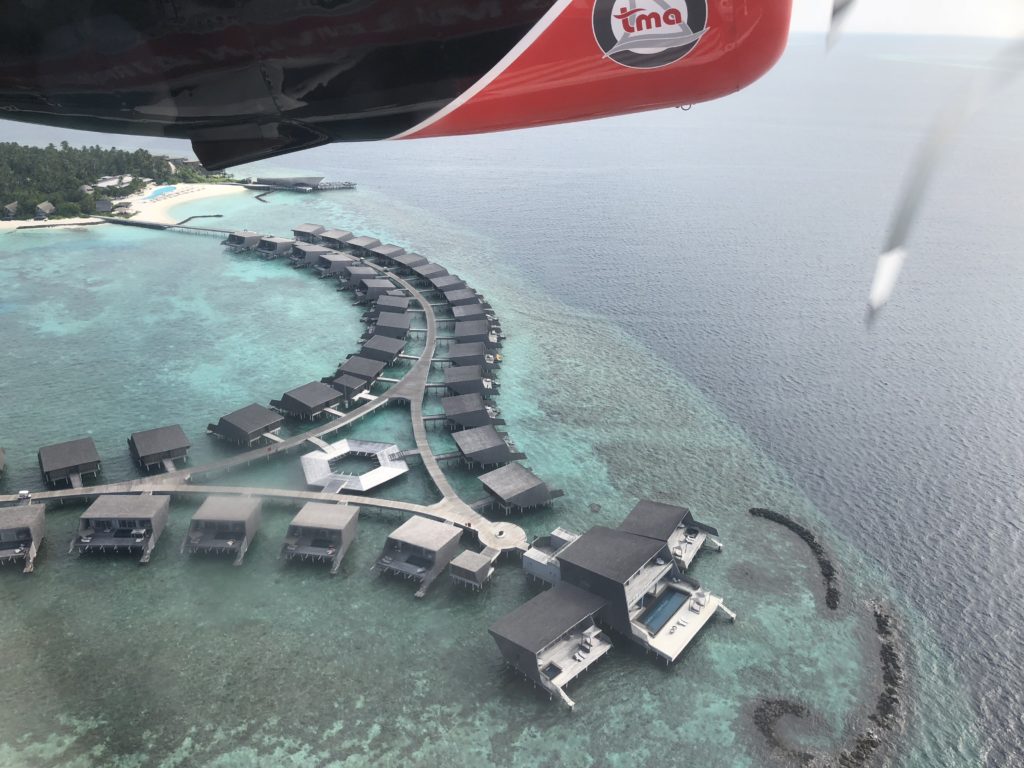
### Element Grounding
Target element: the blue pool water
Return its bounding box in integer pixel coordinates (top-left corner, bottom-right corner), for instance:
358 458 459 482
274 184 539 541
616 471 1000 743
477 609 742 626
144 184 176 199
639 589 689 633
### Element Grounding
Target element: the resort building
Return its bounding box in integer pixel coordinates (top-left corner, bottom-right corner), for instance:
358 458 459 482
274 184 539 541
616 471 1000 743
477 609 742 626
0 504 45 573
429 275 466 294
557 525 733 663
38 437 101 488
182 496 262 566
70 494 170 563
446 342 499 370
617 500 722 570
356 277 396 302
360 335 406 365
270 381 344 420
452 303 488 322
34 201 55 220
336 355 386 383
337 262 375 284
368 243 406 265
478 463 564 514
292 223 325 242
444 365 496 396
521 527 580 585
449 550 495 590
452 425 524 467
2 202 18 220
454 320 500 348
256 235 295 259
313 252 357 278
221 230 262 252
207 403 284 446
289 243 334 268
329 374 369 404
318 229 354 250
390 252 428 271
280 502 358 574
374 516 462 597
371 311 411 340
345 236 382 257
489 582 612 708
372 295 411 315
441 393 503 429
127 424 191 472
300 439 409 493
442 288 481 307
410 263 448 283
94 199 113 213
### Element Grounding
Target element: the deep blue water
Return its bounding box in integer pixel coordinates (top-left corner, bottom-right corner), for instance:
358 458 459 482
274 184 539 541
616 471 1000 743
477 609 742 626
0 34 1021 766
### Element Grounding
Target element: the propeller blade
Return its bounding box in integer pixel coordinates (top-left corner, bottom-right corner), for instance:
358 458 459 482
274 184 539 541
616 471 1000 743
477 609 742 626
827 0 857 50
866 38 1024 321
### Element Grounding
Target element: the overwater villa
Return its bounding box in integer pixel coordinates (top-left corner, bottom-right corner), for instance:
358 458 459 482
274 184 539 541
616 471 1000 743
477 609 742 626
449 550 495 590
356 277 396 303
372 295 410 315
38 437 101 488
441 393 503 429
477 462 564 515
451 303 488 322
70 494 169 563
291 223 325 242
317 229 354 250
452 425 525 467
328 374 369 404
390 252 429 271
368 243 406 265
127 424 191 473
489 583 612 708
339 264 377 290
410 262 448 283
360 335 406 365
0 504 45 573
207 403 284 447
182 496 262 566
270 381 344 421
371 311 411 340
446 342 499 370
443 288 483 306
374 516 462 597
444 365 497 396
335 355 386 383
313 252 357 278
454 320 501 348
221 230 262 252
280 502 358 574
289 243 334 268
429 274 466 294
345 235 382 257
256 235 294 259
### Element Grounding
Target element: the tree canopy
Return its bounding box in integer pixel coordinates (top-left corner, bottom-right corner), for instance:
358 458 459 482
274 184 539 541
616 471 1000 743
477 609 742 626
0 142 223 219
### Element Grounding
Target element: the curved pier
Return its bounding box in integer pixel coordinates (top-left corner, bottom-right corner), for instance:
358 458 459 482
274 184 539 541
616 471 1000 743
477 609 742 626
1 236 528 553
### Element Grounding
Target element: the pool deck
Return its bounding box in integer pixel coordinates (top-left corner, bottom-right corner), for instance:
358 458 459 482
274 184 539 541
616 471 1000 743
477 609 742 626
636 589 725 663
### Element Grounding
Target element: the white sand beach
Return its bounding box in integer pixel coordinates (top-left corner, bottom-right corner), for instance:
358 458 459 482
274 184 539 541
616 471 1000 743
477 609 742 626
0 183 248 233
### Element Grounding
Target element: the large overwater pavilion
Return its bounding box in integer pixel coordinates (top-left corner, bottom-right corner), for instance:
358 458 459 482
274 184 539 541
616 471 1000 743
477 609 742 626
70 494 169 563
182 496 262 566
489 582 612 708
617 500 722 570
0 504 45 573
281 502 358 574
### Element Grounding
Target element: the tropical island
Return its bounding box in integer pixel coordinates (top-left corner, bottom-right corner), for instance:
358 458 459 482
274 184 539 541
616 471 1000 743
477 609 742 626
0 141 230 221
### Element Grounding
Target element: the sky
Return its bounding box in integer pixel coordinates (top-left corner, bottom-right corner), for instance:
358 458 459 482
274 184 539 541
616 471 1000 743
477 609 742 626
790 0 1024 37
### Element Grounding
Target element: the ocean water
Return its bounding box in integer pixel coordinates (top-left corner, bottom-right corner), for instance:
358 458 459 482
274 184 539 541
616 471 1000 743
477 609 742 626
0 35 1021 766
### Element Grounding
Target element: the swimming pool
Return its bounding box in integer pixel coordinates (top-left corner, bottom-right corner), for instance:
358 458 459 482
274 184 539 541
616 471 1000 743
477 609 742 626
639 589 689 633
144 185 176 199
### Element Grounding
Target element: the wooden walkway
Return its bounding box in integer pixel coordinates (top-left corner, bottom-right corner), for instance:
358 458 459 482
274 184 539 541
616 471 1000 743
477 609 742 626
0 248 528 554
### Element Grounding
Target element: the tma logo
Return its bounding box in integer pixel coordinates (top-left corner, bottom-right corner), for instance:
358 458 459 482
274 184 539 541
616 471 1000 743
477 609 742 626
592 0 708 69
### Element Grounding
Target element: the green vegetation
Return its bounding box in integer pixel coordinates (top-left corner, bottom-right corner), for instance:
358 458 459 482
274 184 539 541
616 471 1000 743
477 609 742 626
0 141 230 219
